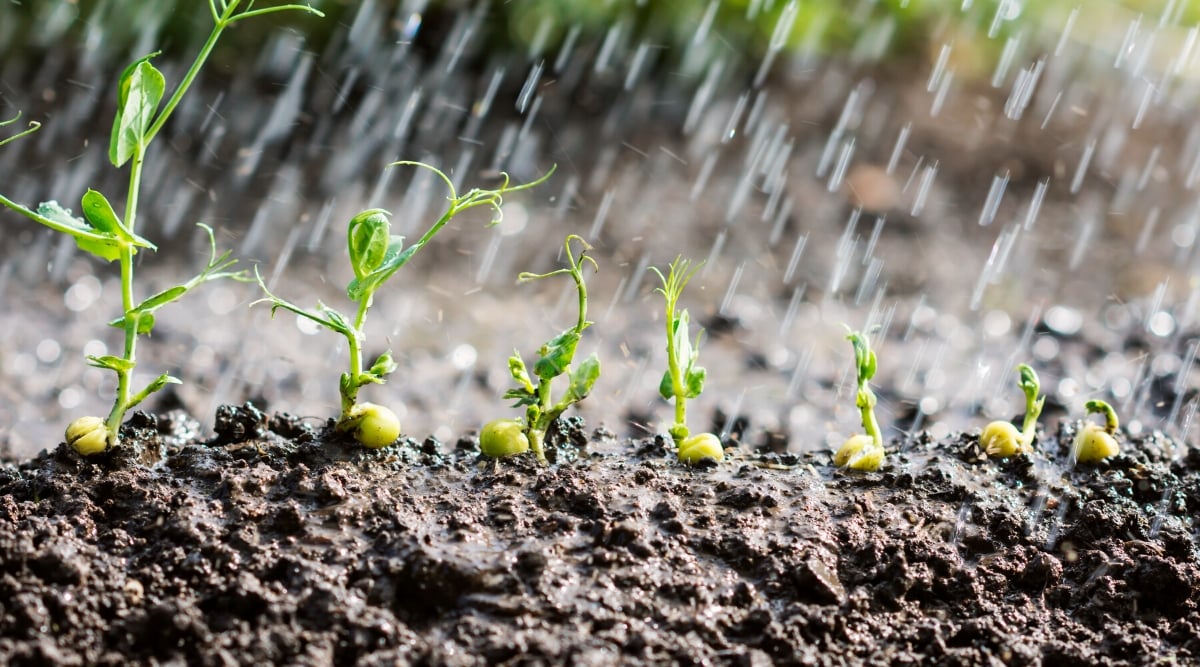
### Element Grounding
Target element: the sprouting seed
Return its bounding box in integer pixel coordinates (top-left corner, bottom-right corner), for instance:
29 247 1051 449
483 234 600 464
255 162 555 449
980 363 1044 458
834 327 885 471
651 256 723 465
1072 399 1121 463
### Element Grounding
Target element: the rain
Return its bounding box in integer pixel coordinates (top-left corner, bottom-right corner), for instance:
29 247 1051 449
0 0 1198 496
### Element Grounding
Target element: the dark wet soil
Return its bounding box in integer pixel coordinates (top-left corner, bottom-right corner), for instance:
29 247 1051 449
2 404 1198 666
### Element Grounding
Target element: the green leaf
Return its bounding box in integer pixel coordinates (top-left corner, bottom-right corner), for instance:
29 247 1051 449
110 54 165 167
503 387 539 408
80 189 130 240
135 285 189 314
347 209 392 281
37 201 120 261
87 355 135 373
144 373 181 392
671 310 693 368
565 354 600 403
507 351 534 392
317 303 351 334
108 312 156 335
534 329 580 380
369 351 397 378
346 238 416 303
659 370 674 401
684 365 706 399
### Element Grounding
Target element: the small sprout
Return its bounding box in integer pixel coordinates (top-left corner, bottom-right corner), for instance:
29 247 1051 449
1072 399 1120 464
650 256 722 464
256 162 555 448
491 235 600 464
338 402 401 449
66 416 108 457
479 418 531 458
834 327 886 471
980 363 1044 458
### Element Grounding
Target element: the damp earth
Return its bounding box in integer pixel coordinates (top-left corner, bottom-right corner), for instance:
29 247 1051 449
4 1 1200 664
1 404 1198 665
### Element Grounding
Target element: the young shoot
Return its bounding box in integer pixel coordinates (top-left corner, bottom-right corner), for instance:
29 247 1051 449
256 162 555 448
0 1 322 455
650 257 723 465
834 328 886 471
482 235 600 464
980 363 1044 458
0 112 41 148
1072 399 1120 464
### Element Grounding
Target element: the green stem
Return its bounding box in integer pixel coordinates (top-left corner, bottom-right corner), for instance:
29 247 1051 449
341 296 372 416
104 147 146 442
1085 399 1119 435
528 428 547 464
143 9 230 147
859 387 881 447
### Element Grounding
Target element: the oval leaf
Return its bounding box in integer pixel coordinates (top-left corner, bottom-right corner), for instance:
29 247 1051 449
684 366 706 399
347 209 391 280
110 56 166 167
81 189 128 239
87 355 136 373
534 329 580 380
565 354 601 403
659 370 674 401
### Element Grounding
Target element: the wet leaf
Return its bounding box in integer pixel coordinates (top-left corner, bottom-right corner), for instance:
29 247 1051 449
565 354 600 403
110 54 165 167
659 370 674 401
684 366 706 399
347 209 391 280
80 190 129 240
369 351 397 379
346 237 409 302
534 329 580 380
87 355 136 373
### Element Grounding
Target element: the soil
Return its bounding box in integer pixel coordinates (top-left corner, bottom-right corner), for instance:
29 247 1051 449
1 404 1198 666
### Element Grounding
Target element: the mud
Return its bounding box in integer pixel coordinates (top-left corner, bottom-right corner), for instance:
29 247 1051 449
1 404 1197 665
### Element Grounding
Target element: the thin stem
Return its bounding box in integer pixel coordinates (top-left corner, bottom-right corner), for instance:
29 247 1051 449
1085 399 1119 434
143 22 224 148
858 387 881 447
342 296 372 415
104 147 147 440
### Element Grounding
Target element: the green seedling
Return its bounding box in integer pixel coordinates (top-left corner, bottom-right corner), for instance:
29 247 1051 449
0 1 323 455
980 363 1045 458
1072 399 1120 464
834 328 886 471
650 257 723 465
256 162 555 448
482 234 601 464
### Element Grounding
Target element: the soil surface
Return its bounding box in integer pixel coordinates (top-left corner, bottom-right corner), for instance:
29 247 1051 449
1 404 1198 665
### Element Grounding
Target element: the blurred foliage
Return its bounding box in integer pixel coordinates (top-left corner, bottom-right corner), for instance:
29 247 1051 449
1 0 1198 84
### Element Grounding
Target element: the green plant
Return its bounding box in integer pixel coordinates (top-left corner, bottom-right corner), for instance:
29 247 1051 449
834 327 885 471
0 1 323 455
1072 399 1120 463
0 112 40 148
980 363 1045 458
650 257 723 464
256 161 555 448
482 234 601 464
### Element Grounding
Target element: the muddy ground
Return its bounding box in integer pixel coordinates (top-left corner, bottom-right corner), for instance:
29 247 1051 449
0 404 1197 666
